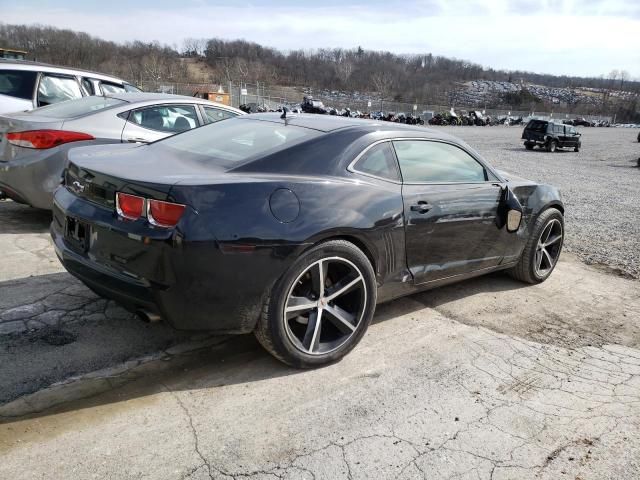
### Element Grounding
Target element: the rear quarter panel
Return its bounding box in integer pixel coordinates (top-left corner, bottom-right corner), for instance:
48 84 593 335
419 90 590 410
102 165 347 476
167 172 406 324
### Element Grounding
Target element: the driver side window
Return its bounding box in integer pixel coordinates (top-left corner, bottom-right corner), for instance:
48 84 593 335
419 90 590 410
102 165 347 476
393 140 494 183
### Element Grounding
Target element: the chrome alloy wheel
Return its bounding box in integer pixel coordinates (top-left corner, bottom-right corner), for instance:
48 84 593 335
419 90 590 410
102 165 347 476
284 257 367 355
534 218 563 277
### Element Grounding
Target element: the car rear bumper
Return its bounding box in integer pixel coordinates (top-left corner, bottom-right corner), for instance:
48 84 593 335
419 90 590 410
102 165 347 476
523 139 546 145
0 153 62 209
51 186 298 334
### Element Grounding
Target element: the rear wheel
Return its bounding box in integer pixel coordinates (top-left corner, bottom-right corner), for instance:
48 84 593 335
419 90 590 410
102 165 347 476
255 240 377 368
546 140 557 152
508 208 564 284
525 143 534 150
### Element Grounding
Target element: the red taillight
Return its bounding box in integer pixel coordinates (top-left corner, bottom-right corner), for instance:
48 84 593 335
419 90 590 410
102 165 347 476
147 199 186 228
6 130 95 149
116 192 145 220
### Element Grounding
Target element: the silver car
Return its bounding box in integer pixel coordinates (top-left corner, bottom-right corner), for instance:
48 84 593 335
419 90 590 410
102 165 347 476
0 93 245 209
0 59 141 115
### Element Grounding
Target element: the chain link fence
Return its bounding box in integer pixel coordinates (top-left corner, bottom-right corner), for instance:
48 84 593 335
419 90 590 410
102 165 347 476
137 80 612 123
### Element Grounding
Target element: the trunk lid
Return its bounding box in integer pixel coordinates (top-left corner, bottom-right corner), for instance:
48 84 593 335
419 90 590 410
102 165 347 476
0 93 33 116
65 143 228 209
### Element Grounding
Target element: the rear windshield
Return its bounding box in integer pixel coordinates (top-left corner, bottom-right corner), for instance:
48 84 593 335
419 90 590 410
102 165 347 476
28 96 126 118
0 69 37 100
157 118 319 165
526 120 548 132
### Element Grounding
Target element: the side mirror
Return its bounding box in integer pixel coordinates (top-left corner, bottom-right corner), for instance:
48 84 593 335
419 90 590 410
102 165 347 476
496 186 523 233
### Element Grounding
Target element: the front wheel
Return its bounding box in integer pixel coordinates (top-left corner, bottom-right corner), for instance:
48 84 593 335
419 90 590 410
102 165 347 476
507 208 564 284
255 240 377 368
525 143 534 150
546 140 557 152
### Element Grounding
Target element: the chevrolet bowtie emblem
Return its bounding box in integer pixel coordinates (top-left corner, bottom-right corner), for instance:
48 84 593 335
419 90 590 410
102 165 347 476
72 181 86 193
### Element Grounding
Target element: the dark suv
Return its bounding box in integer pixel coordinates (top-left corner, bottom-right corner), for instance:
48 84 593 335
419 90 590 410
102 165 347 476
522 120 581 152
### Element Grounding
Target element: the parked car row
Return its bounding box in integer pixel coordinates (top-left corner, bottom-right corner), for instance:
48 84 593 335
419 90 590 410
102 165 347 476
1 60 567 368
0 90 244 209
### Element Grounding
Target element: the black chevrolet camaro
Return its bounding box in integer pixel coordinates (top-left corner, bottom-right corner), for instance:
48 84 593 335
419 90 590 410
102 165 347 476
51 113 564 367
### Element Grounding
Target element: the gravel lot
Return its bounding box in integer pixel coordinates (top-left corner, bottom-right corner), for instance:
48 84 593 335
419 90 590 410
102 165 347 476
0 126 639 479
441 125 640 278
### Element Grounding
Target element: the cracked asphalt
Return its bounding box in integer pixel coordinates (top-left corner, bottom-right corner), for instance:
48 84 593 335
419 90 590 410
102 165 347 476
1 126 639 479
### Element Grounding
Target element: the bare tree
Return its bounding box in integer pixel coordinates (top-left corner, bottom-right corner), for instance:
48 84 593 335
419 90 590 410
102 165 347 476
183 38 206 57
619 70 630 91
335 60 354 86
234 58 249 82
372 71 395 108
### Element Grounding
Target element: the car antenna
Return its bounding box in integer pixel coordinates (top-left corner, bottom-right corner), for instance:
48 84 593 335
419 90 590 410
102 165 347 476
280 106 296 124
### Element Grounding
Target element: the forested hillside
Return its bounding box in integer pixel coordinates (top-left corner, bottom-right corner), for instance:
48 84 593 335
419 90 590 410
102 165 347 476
1 23 638 119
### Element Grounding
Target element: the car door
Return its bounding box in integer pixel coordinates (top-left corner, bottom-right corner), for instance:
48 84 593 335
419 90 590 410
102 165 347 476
567 126 578 146
120 104 201 143
557 124 568 147
394 139 508 284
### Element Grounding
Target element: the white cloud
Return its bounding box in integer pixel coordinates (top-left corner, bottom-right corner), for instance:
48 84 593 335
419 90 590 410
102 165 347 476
3 0 639 78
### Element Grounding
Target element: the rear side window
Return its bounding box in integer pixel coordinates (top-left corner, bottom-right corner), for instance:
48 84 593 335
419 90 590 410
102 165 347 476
124 83 141 93
31 96 126 118
128 104 198 133
81 77 95 95
203 106 237 123
37 74 82 106
0 69 37 100
158 118 318 165
393 140 491 183
100 82 126 94
352 142 400 182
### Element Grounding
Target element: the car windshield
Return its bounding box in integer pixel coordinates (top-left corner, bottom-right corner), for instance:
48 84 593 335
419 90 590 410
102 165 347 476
28 96 126 118
157 118 319 166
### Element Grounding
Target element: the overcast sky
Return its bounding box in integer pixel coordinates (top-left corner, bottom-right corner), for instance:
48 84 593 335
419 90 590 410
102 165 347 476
2 0 639 79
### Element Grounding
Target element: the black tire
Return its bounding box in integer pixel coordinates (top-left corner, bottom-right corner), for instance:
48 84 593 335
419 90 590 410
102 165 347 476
507 208 564 284
546 140 557 152
254 240 377 368
574 146 579 152
525 143 534 150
